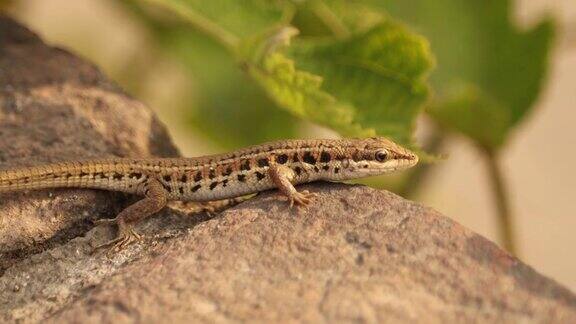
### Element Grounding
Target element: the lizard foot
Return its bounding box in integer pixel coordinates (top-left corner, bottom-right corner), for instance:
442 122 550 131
289 190 318 208
93 221 141 256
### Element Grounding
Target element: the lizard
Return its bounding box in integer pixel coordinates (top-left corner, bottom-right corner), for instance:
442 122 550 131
0 137 418 252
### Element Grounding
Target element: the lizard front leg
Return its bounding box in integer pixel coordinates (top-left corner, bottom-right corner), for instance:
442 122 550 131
94 178 168 253
268 163 316 208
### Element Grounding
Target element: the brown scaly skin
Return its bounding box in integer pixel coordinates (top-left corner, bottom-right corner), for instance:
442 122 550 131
0 137 418 252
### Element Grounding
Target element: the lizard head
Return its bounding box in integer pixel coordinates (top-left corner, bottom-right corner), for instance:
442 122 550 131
334 137 419 179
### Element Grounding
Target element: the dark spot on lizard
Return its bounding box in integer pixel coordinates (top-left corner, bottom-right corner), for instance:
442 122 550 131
129 172 142 179
223 166 233 176
113 173 123 181
178 187 184 194
93 172 104 178
65 173 73 178
162 183 171 191
276 154 288 164
314 166 320 172
191 184 201 192
208 168 216 179
334 167 339 174
240 160 251 171
209 182 218 190
194 172 203 182
303 152 316 164
79 172 89 177
163 175 172 182
222 179 228 187
352 150 363 162
322 165 330 171
237 174 246 182
255 171 266 181
320 151 331 163
294 166 302 176
257 158 269 167
180 174 188 182
292 153 300 162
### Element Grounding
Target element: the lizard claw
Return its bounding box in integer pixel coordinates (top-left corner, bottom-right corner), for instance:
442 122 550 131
289 190 317 208
93 225 142 256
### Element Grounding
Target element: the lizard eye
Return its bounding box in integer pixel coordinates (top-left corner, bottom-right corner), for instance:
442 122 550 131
375 150 388 162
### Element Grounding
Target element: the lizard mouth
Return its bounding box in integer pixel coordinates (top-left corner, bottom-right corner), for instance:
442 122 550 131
364 156 418 174
392 152 419 170
337 153 418 178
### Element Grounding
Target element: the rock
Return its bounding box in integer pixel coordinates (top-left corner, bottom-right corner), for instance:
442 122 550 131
0 184 574 323
1 15 575 324
0 16 179 269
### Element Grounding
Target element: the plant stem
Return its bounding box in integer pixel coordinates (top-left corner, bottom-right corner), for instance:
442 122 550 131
483 148 517 255
144 0 239 51
311 0 350 38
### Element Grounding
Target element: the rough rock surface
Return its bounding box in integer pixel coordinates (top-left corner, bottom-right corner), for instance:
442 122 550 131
1 184 575 323
0 16 179 269
1 16 575 324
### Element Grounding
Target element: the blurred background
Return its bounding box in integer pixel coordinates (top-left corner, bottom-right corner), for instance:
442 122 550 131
2 0 575 291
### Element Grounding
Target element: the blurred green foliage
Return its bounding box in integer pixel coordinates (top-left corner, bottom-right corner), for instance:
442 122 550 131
129 0 553 155
383 0 555 149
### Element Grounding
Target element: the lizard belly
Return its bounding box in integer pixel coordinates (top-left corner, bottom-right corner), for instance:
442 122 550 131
174 177 277 202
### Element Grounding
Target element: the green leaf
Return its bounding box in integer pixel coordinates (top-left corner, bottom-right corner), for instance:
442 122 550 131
381 0 555 148
285 20 433 145
246 51 373 138
243 21 433 146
